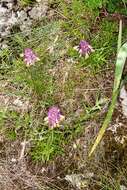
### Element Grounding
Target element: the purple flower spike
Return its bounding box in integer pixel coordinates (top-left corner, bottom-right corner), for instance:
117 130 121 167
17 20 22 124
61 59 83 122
46 106 64 128
24 48 40 66
76 40 94 58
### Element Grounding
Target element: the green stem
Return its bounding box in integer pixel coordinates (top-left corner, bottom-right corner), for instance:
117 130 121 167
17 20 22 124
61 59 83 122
27 67 38 96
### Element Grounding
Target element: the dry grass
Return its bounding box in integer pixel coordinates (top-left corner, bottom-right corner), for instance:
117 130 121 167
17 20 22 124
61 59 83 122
0 160 43 190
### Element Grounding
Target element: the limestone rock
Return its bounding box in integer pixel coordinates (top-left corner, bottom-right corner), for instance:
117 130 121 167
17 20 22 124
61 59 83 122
0 0 48 49
29 3 48 20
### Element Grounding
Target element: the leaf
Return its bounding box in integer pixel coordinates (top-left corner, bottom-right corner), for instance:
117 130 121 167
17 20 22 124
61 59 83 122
89 20 127 157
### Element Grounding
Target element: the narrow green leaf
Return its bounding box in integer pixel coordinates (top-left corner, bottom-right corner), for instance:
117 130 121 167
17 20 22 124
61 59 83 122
89 89 118 157
89 20 127 157
117 19 122 54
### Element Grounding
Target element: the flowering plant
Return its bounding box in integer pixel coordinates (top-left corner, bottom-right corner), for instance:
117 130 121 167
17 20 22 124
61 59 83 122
74 40 94 59
44 106 65 129
24 48 40 66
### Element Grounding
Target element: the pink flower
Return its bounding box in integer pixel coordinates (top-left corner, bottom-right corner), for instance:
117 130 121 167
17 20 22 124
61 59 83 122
24 48 40 66
74 40 94 59
44 106 65 129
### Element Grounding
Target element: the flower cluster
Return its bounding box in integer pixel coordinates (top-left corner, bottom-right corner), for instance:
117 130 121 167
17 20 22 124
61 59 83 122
44 106 65 129
24 48 40 66
75 40 94 59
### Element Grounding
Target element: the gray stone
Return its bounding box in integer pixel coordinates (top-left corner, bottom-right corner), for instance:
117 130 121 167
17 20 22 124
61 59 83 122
20 18 32 31
120 185 127 190
29 4 48 20
0 0 48 49
17 10 28 22
0 7 8 17
7 2 14 9
1 0 14 2
8 12 17 25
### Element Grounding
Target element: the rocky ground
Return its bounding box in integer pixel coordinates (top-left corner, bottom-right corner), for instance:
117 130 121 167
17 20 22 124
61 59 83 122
0 0 48 49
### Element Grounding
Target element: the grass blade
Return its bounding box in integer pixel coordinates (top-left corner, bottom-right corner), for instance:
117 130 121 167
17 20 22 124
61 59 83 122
89 20 127 157
117 19 122 54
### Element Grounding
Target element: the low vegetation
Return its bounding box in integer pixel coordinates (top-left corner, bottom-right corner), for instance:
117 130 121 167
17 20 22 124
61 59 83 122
1 0 127 189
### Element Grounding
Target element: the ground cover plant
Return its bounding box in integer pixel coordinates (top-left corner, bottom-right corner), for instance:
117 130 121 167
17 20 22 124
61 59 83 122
1 0 127 189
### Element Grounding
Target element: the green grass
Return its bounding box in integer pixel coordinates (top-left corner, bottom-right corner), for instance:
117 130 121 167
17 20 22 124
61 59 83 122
86 0 127 15
19 0 36 6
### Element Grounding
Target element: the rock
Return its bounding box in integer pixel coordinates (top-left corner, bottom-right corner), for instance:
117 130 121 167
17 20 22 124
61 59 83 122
120 185 127 190
0 5 17 39
19 18 32 32
8 12 17 25
36 0 42 2
0 27 10 37
120 85 127 117
17 10 28 22
65 173 94 189
29 3 48 20
65 174 84 189
0 7 8 17
7 2 13 9
1 0 14 2
1 41 8 49
0 93 30 113
0 0 48 49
